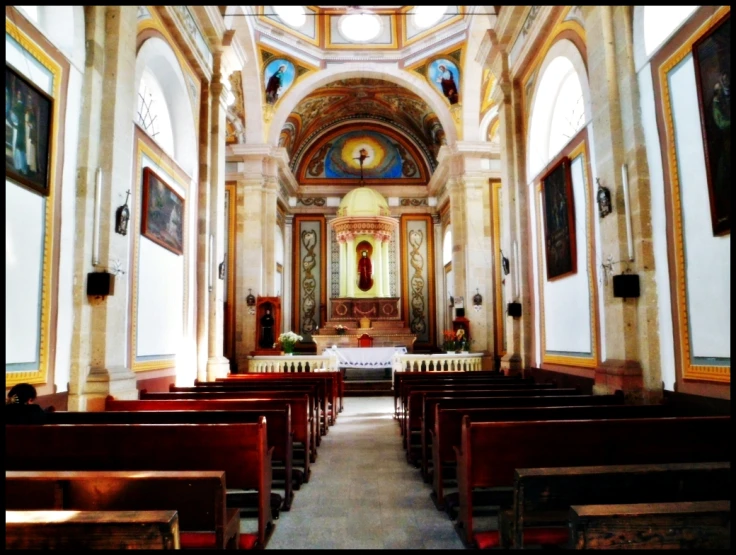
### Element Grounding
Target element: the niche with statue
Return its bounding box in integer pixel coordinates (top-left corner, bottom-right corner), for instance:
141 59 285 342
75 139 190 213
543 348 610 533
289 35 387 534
253 296 281 356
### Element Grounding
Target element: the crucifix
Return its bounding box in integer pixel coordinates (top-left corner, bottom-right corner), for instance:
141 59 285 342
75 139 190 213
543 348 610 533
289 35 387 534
354 148 369 185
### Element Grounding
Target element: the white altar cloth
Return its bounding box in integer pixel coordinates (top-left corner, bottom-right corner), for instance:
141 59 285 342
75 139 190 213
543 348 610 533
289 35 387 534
330 346 407 368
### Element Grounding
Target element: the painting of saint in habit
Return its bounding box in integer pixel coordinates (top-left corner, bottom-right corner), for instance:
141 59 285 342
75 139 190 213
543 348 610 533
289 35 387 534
693 14 730 235
428 58 460 105
263 59 296 105
541 158 576 281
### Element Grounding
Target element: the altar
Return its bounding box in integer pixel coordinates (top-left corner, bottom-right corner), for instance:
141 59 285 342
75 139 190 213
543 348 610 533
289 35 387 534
330 346 407 369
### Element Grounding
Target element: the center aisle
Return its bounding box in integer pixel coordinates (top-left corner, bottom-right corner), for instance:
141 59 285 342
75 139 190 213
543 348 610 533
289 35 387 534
264 396 465 549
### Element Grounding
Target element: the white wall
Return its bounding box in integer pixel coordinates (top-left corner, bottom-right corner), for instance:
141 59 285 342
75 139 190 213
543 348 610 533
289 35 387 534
638 64 676 390
668 56 730 361
136 156 186 359
542 155 592 354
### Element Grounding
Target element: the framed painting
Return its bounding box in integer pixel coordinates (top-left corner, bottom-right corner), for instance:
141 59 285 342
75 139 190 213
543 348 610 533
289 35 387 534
5 64 53 196
263 58 295 105
141 167 184 255
693 13 730 236
541 156 577 280
428 58 460 105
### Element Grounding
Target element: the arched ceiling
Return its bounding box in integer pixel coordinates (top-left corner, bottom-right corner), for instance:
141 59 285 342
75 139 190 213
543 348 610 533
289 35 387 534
283 78 446 186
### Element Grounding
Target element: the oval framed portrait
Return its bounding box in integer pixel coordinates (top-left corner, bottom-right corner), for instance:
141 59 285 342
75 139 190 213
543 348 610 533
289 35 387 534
263 59 296 105
428 58 460 105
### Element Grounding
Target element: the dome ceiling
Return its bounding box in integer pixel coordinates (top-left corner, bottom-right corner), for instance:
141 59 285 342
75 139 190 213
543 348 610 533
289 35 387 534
283 78 446 186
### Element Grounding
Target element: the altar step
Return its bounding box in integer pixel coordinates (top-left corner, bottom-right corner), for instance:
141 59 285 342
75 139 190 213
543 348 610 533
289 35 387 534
344 380 393 397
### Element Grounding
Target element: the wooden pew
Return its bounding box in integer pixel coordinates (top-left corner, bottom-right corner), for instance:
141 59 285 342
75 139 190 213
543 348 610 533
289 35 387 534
404 387 579 459
218 371 344 423
5 420 276 548
105 397 313 483
501 461 731 549
6 470 243 549
139 389 320 460
423 392 625 484
397 374 533 422
181 379 332 435
569 500 730 549
37 408 295 513
6 509 180 550
454 415 731 549
393 371 525 415
431 397 660 509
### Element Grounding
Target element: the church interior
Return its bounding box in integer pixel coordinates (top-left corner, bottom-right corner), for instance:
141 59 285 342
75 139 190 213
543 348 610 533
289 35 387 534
5 5 731 550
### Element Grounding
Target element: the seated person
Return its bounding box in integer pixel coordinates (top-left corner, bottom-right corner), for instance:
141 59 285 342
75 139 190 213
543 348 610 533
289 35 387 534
6 383 47 424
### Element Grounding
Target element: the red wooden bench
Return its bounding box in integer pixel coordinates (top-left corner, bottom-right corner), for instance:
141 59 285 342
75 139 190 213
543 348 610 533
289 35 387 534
39 407 295 513
6 470 242 549
6 419 276 548
431 402 681 514
105 397 313 484
454 415 731 549
6 509 180 550
503 461 731 549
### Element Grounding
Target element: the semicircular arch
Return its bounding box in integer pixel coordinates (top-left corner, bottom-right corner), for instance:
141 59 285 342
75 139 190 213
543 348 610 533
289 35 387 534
267 63 458 148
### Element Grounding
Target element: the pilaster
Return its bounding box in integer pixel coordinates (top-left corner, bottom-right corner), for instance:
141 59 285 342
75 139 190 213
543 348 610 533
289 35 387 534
68 6 139 410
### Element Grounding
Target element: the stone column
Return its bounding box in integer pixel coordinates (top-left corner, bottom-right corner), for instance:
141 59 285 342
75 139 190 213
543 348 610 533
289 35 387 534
373 238 383 296
583 6 660 401
489 50 527 373
283 214 294 335
228 144 271 371
195 78 211 383
339 239 348 297
433 214 446 347
205 57 231 381
382 238 391 298
68 6 139 411
346 236 357 297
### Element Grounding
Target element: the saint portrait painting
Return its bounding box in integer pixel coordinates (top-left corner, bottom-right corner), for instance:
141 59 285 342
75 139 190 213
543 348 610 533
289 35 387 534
264 59 296 105
541 157 576 280
693 13 730 235
141 167 185 255
428 58 460 105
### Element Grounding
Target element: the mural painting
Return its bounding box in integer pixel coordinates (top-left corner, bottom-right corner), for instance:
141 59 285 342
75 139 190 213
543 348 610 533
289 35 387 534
428 58 460 105
264 59 296 105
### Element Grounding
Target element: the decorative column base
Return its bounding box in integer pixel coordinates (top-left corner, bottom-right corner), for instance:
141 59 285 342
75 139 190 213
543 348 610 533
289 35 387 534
593 359 645 403
206 356 231 382
68 365 138 412
500 353 523 375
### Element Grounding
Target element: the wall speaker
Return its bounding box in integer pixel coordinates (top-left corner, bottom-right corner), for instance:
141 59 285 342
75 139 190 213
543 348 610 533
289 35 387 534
612 274 639 298
507 302 522 318
455 307 465 318
87 271 115 297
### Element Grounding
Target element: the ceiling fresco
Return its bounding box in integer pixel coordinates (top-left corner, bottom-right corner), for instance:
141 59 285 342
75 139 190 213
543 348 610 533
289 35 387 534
282 78 446 185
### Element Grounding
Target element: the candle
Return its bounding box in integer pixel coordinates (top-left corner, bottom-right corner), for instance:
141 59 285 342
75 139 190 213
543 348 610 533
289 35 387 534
621 164 634 262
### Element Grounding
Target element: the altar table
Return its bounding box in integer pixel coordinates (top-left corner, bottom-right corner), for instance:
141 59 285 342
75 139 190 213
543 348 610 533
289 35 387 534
330 346 407 369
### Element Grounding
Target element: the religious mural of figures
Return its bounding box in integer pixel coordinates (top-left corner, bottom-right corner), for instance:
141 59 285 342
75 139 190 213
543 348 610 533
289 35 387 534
428 58 460 105
264 59 295 105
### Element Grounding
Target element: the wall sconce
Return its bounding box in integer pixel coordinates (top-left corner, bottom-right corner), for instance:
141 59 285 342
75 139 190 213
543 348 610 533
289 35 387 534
115 190 131 236
218 260 226 280
596 178 612 219
473 288 483 312
246 288 256 315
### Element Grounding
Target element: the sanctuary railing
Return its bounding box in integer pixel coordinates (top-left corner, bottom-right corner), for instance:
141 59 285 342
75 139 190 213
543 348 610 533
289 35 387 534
392 352 483 375
246 353 339 373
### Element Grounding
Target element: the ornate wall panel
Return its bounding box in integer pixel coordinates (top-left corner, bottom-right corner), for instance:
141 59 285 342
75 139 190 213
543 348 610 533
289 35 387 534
293 216 326 341
400 215 436 348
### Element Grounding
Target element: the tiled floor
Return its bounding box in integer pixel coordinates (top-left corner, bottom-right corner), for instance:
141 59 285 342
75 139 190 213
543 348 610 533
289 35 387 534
263 396 466 549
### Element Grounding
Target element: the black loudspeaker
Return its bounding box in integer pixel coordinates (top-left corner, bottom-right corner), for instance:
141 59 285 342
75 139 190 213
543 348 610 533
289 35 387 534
455 307 465 318
612 274 640 298
507 302 522 318
87 272 115 297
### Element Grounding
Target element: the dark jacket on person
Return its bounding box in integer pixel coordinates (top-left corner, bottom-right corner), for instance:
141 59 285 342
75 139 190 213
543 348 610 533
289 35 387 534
5 402 47 424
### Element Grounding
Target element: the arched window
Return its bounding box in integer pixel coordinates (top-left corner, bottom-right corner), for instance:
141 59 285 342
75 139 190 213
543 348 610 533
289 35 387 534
527 40 590 180
137 69 174 156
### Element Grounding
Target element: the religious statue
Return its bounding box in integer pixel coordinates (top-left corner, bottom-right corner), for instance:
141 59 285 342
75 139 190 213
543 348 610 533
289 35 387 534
358 250 373 291
259 308 275 348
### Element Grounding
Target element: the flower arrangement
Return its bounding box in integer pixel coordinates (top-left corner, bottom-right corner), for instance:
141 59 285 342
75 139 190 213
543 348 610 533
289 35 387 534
334 324 347 335
442 328 470 352
277 331 302 354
